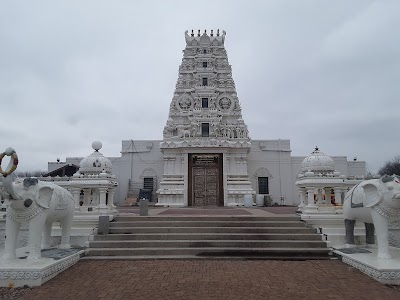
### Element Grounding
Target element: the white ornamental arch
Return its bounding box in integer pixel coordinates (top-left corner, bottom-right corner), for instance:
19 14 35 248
140 168 158 179
254 167 273 179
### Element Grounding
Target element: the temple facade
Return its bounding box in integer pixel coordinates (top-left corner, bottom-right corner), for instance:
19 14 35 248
46 30 366 207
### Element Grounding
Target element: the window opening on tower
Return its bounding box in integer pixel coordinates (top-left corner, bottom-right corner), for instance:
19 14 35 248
201 123 209 137
202 98 209 108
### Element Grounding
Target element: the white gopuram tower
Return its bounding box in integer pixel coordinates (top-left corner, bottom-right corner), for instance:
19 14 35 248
157 29 255 207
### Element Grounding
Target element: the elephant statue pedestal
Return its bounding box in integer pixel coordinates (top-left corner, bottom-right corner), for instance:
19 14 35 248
0 247 84 287
334 244 400 285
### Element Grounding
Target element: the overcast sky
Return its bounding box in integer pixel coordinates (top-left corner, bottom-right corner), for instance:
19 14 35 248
0 0 399 173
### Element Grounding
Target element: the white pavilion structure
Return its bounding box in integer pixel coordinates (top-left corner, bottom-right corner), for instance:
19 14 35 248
296 146 362 214
295 147 365 246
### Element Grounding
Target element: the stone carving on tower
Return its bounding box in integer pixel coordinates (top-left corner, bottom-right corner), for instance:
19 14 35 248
162 29 250 145
157 30 254 207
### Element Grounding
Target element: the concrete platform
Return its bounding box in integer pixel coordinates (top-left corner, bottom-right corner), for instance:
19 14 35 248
334 246 400 285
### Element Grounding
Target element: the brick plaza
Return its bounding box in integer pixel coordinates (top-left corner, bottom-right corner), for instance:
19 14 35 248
16 259 400 300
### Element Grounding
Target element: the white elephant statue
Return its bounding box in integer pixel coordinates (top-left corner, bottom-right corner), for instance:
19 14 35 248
343 174 400 259
1 148 75 259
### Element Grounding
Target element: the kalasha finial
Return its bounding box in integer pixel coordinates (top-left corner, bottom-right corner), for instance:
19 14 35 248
198 30 200 37
211 30 213 36
92 141 103 152
191 29 194 37
217 29 220 36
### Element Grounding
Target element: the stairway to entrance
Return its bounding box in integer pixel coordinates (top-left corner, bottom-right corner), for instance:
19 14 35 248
84 215 332 260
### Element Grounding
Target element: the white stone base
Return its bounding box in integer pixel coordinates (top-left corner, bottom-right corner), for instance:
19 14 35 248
0 247 84 287
334 247 400 285
301 213 367 248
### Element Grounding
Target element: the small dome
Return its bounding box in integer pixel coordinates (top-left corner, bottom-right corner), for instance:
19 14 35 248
79 141 112 175
301 147 335 173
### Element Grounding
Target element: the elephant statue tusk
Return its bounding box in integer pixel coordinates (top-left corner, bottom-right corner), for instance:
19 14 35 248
0 147 18 177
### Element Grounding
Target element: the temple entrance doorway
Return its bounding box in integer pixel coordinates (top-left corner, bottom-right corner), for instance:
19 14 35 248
188 154 223 206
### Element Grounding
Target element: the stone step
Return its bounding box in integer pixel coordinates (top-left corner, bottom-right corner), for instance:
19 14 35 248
94 233 323 241
88 240 327 248
85 247 331 257
114 216 300 222
109 221 306 228
108 226 317 234
82 255 334 261
87 214 328 260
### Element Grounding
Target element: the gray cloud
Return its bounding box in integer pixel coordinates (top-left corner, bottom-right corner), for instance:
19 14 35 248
0 0 399 174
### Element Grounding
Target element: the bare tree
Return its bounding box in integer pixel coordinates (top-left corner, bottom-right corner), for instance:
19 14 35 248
14 170 47 178
365 171 376 180
378 156 400 176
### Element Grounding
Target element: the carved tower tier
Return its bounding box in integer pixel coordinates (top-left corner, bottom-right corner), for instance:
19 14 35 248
156 30 255 207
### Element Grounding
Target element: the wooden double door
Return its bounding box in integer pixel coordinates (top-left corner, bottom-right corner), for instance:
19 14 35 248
188 154 223 206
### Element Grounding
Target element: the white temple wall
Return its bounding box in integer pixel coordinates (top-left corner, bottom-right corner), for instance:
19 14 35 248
110 155 132 203
346 160 367 177
329 156 349 175
47 162 67 172
46 142 367 205
113 140 163 203
290 157 304 206
248 140 295 205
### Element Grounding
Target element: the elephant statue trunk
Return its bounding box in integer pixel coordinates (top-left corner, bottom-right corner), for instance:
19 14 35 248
343 174 400 259
1 148 75 260
2 174 20 201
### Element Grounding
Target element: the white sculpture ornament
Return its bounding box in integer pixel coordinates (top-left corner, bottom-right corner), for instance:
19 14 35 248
343 174 400 259
1 148 75 260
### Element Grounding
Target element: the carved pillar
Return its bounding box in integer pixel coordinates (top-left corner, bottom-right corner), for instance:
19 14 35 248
163 155 176 175
163 156 170 175
169 155 176 175
235 155 245 175
226 155 231 174
232 156 238 174
306 188 316 207
99 188 108 208
108 188 115 208
334 188 342 206
243 155 248 175
298 188 306 209
316 188 323 205
236 157 241 175
83 189 91 206
69 188 81 209
92 189 99 205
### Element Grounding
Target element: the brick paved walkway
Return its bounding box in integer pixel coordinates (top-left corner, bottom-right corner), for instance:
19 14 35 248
15 260 400 300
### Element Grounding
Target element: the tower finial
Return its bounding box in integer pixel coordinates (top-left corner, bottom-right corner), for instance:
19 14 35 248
211 29 214 36
217 29 220 36
315 146 319 151
191 29 194 37
198 30 200 37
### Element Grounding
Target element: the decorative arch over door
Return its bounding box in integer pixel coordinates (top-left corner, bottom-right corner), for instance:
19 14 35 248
140 168 158 179
254 167 272 195
254 167 273 178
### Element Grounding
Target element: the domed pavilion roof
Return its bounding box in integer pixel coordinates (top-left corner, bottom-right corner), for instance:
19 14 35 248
79 141 112 175
301 147 335 173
